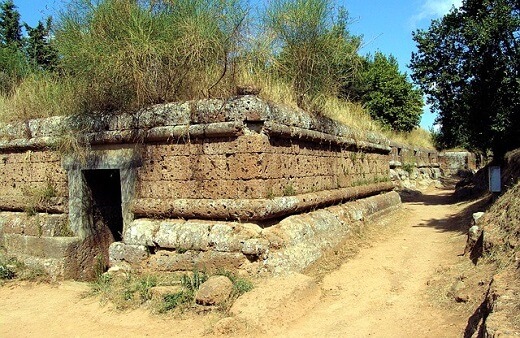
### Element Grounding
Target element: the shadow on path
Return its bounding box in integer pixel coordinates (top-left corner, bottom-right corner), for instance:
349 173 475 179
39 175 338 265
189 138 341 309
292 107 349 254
400 188 493 235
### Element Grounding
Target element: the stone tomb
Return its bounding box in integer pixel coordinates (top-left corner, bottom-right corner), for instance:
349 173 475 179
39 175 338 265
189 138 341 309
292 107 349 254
0 96 399 279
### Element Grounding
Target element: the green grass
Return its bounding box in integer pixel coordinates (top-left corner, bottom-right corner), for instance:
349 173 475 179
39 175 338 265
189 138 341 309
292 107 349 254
0 253 49 284
401 162 415 174
87 268 254 314
0 264 15 280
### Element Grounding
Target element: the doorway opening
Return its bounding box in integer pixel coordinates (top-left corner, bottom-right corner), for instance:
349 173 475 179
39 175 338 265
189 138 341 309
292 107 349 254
83 169 124 242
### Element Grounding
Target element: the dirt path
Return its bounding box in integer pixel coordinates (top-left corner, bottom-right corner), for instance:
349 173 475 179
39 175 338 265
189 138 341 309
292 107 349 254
0 187 479 337
269 188 472 337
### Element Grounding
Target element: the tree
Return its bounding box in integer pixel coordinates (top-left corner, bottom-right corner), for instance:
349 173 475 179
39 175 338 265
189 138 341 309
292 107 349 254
345 52 423 132
25 17 58 71
410 0 520 157
0 0 25 94
0 0 21 47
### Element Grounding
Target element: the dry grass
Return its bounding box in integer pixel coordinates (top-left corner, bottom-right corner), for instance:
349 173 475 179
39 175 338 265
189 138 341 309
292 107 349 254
0 74 82 122
0 0 435 149
0 67 434 149
385 128 434 149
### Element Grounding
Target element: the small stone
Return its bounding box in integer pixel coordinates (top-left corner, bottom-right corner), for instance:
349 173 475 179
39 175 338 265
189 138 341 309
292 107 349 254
195 276 233 306
472 212 485 224
106 263 131 275
468 225 481 241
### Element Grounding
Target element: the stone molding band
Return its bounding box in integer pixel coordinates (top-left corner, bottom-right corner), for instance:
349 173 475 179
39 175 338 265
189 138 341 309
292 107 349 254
132 181 395 221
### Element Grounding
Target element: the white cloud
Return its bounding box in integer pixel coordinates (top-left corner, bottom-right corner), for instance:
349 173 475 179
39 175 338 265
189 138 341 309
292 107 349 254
410 0 463 28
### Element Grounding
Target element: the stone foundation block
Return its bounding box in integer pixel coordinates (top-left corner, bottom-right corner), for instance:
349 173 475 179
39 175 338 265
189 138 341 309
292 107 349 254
123 219 160 246
154 220 211 250
148 250 246 273
241 238 269 256
0 212 70 237
109 242 149 265
3 233 81 259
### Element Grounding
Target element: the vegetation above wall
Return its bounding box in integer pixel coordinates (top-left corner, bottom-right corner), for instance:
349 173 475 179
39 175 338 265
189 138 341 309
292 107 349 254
0 0 432 148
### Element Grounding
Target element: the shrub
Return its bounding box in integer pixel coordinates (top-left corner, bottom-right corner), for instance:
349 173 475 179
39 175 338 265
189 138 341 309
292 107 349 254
0 263 15 280
54 0 246 113
263 1 360 111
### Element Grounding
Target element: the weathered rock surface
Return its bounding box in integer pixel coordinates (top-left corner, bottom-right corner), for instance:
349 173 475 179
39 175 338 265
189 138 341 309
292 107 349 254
195 276 233 306
108 242 149 266
482 271 520 337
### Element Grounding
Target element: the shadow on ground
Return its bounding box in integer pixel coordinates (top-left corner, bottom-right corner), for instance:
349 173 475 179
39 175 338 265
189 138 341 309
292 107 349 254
400 186 493 235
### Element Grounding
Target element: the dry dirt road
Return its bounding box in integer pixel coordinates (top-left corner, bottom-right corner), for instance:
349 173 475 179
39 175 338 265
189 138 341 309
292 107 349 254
0 187 481 337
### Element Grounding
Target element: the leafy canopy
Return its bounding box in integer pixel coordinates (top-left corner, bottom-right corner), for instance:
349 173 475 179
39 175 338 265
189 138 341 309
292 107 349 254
0 0 58 95
346 52 423 132
0 0 21 46
410 0 520 156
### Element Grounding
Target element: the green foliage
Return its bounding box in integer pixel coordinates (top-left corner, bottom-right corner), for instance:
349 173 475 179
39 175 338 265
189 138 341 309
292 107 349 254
24 18 58 71
345 52 423 132
410 0 520 157
0 263 15 279
0 0 21 47
0 2 57 96
216 269 254 298
283 183 296 196
54 0 246 113
89 272 159 310
0 44 27 94
159 270 208 312
0 1 26 94
161 291 192 312
0 253 48 282
180 269 208 292
264 0 361 110
401 162 414 174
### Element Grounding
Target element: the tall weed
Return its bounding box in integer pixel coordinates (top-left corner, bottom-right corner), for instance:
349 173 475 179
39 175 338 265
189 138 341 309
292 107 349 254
0 73 80 122
54 0 246 113
263 0 361 111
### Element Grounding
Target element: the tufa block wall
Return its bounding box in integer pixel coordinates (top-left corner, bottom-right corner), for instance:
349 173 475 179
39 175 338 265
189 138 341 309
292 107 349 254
0 95 449 279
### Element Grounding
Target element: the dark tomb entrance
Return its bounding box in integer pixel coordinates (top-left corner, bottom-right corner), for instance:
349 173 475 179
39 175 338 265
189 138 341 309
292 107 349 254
83 169 124 274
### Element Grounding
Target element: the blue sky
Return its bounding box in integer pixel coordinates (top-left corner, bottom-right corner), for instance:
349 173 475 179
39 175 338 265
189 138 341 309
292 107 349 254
13 0 462 129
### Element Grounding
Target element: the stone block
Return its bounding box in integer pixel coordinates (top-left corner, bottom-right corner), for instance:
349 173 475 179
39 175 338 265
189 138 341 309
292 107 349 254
154 220 211 250
3 234 81 259
148 250 246 272
123 219 160 246
0 213 69 237
241 238 269 256
109 242 149 265
208 223 242 252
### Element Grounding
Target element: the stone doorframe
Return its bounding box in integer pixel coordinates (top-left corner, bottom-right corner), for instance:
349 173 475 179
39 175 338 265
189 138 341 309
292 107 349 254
63 147 142 239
